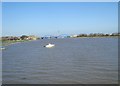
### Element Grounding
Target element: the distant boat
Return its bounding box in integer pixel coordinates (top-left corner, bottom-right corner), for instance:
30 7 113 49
44 43 55 48
0 47 5 50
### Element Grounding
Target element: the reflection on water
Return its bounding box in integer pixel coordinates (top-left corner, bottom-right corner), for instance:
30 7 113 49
2 38 118 84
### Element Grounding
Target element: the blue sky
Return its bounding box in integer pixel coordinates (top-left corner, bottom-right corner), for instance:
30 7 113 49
2 2 118 36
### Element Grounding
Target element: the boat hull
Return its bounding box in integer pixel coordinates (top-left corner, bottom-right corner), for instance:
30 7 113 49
45 44 55 48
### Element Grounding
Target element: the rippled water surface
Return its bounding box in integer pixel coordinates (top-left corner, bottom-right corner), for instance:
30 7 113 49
2 38 118 84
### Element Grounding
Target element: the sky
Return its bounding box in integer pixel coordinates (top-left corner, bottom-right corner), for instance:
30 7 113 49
2 2 118 36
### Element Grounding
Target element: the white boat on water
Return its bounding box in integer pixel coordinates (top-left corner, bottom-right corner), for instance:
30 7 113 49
44 43 55 48
0 47 5 50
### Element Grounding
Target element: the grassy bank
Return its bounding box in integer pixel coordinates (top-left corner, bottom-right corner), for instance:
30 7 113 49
1 40 29 46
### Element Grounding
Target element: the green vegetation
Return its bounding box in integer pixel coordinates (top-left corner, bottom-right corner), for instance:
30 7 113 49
1 40 29 46
0 35 40 46
76 33 120 38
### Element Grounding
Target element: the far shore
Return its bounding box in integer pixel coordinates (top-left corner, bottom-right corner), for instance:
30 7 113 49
75 36 119 38
1 36 119 47
1 40 30 47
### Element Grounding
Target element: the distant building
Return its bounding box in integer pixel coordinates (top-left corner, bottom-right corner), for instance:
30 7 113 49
70 35 78 38
20 35 39 40
28 35 38 40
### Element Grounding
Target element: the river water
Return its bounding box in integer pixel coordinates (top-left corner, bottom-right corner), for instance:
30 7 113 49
2 38 118 84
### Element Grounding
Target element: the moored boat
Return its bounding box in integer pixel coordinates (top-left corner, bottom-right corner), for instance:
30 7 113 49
44 43 55 48
0 47 5 50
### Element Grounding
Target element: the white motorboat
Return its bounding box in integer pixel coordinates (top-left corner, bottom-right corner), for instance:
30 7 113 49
0 47 5 50
44 43 55 48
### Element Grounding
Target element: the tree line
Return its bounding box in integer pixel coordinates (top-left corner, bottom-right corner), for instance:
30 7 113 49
1 35 40 41
76 33 120 37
